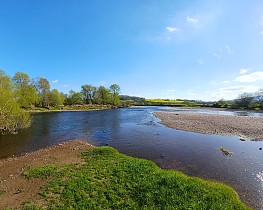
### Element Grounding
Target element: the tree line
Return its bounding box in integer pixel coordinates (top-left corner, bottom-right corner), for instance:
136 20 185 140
212 89 263 110
0 70 121 134
232 89 263 109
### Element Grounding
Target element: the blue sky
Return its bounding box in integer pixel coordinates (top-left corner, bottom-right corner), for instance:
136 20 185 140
1 0 263 101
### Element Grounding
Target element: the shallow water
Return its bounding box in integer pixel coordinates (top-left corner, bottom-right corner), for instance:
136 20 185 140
0 107 262 209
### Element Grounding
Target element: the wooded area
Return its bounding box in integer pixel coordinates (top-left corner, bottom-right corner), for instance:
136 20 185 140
0 70 122 134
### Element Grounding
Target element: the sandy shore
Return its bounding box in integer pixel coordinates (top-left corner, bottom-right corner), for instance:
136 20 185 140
154 112 263 140
0 140 93 209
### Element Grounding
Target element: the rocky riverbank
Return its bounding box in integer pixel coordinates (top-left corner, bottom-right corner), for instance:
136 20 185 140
154 112 263 141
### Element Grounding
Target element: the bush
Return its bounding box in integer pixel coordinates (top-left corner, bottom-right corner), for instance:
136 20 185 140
0 86 31 134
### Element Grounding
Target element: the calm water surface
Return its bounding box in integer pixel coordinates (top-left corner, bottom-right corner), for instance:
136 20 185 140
0 107 263 209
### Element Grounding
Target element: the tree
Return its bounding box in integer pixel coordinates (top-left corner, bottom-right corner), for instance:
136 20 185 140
0 70 13 89
109 84 121 105
49 89 63 107
65 90 83 105
97 86 110 105
233 93 254 109
12 72 39 108
81 85 97 104
216 98 228 108
254 89 263 109
0 70 31 134
36 77 51 107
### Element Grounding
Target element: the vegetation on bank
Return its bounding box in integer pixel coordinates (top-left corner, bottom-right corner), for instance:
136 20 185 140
0 71 31 134
145 99 200 107
0 70 122 134
22 147 249 209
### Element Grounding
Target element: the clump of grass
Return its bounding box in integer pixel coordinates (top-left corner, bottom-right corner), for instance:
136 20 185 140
22 200 45 210
0 189 6 196
23 147 248 209
220 147 234 156
23 164 75 179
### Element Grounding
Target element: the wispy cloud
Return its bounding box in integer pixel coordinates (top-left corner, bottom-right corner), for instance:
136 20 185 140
209 81 216 85
225 44 232 54
52 79 58 83
167 89 175 92
220 85 258 93
61 84 69 87
186 16 199 26
240 68 249 74
213 53 221 59
197 59 204 64
207 85 259 100
213 44 233 59
166 26 178 33
235 71 263 82
223 80 230 84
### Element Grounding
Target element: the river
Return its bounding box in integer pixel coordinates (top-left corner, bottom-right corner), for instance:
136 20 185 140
0 106 262 209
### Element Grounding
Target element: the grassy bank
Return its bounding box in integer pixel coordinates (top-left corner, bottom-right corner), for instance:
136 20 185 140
29 104 120 113
22 147 250 209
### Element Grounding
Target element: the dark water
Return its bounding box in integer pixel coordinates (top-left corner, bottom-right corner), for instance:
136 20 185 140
0 107 263 209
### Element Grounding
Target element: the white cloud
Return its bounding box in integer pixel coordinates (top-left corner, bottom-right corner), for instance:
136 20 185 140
52 79 58 83
167 89 175 92
186 90 196 98
186 17 199 25
61 84 69 87
235 71 263 82
240 68 249 74
261 30 263 34
209 81 216 85
213 53 221 59
223 80 230 84
166 27 178 33
225 44 232 54
207 85 259 100
197 59 204 64
220 85 258 93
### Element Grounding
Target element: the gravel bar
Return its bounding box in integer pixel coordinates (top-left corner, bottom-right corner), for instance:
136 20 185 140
154 112 263 141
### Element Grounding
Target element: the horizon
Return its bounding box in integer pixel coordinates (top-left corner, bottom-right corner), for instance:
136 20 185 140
1 1 263 101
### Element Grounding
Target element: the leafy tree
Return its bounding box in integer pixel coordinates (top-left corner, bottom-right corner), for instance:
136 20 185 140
233 93 254 109
49 89 63 107
59 92 66 105
0 70 31 134
214 98 229 108
109 84 121 105
0 70 13 89
65 90 83 105
81 85 97 104
36 77 51 107
12 72 39 108
254 88 263 109
97 86 110 105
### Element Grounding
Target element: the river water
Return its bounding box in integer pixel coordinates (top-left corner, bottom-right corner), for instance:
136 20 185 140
0 106 262 209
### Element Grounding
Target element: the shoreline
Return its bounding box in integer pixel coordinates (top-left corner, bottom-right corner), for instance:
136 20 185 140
154 112 263 140
0 140 250 210
0 140 93 209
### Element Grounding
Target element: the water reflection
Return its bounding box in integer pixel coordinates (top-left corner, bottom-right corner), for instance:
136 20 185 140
0 107 262 209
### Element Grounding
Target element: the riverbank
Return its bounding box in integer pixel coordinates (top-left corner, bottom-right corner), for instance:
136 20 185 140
154 112 263 140
29 104 123 113
0 140 249 209
0 140 93 209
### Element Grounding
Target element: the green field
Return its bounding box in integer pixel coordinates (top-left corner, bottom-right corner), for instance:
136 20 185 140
22 147 249 209
146 99 199 107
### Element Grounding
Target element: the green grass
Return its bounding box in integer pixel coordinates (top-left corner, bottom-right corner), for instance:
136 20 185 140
0 189 6 196
23 147 249 209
